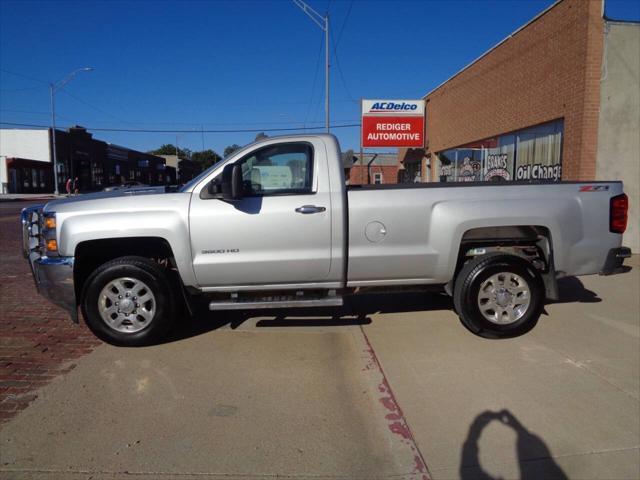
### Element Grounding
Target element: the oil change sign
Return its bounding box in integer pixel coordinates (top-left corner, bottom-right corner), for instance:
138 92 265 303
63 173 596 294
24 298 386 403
361 99 425 148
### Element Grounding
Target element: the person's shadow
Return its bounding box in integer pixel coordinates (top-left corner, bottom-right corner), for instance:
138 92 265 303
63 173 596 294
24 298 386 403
460 410 568 480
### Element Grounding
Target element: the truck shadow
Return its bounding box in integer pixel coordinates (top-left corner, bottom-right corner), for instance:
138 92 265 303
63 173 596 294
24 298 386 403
549 276 602 304
164 291 452 343
164 276 604 344
460 409 568 479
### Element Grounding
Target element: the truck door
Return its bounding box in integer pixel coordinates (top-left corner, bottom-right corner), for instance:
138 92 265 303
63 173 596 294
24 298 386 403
189 140 333 287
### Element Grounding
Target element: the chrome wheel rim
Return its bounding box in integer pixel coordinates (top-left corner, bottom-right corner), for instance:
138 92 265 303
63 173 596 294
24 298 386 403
98 277 156 333
477 272 531 325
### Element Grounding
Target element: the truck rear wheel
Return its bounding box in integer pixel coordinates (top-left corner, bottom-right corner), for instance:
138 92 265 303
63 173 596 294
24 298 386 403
453 253 544 339
81 256 175 346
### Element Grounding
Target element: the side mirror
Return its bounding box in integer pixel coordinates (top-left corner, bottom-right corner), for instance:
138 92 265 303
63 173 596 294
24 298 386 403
221 163 243 200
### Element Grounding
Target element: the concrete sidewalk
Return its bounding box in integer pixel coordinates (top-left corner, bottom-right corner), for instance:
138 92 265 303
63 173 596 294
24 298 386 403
364 256 639 479
0 325 428 480
0 193 59 203
0 256 637 478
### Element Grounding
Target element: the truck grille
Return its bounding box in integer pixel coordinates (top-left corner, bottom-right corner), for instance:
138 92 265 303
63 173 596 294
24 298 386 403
21 206 45 258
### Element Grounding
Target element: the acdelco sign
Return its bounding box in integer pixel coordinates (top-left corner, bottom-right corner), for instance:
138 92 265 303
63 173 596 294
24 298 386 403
362 99 425 148
367 101 419 112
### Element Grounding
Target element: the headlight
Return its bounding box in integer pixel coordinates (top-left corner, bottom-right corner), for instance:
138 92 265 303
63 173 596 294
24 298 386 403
44 216 56 229
43 212 58 255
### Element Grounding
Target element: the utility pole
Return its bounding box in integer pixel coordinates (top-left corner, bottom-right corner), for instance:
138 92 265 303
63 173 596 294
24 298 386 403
49 67 93 195
293 0 330 132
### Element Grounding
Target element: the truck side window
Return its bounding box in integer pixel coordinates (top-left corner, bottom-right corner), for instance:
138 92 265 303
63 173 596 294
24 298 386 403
237 143 314 196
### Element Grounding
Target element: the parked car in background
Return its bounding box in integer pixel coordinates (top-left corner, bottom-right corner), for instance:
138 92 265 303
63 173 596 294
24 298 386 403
103 181 149 192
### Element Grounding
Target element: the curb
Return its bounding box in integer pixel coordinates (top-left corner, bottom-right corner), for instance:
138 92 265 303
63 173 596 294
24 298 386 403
0 197 57 203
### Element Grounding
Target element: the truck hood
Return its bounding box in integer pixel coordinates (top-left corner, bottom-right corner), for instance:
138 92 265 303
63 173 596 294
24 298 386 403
43 186 172 213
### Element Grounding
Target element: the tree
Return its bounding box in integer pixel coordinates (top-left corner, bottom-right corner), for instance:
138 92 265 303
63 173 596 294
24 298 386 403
191 149 222 169
150 144 191 159
223 144 242 157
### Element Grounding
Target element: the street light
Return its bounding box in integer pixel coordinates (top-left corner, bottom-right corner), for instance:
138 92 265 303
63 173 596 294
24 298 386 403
293 0 330 132
50 67 93 195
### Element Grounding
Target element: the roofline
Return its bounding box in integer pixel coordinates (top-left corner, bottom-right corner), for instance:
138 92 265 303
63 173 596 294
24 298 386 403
0 128 50 132
604 17 640 25
422 0 577 99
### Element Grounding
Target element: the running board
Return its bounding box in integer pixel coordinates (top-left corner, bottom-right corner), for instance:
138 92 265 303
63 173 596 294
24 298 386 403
209 296 343 311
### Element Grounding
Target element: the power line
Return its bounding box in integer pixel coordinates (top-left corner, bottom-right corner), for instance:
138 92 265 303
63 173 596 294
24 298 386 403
58 87 132 124
331 0 356 103
334 0 353 49
0 85 47 93
0 121 360 133
304 30 326 127
0 109 76 123
331 28 356 102
0 68 48 85
0 108 51 115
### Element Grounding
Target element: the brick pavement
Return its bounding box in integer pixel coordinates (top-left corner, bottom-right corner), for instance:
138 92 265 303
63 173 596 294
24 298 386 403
0 202 101 424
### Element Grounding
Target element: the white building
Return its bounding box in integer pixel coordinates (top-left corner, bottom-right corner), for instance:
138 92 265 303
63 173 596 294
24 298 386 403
0 129 52 194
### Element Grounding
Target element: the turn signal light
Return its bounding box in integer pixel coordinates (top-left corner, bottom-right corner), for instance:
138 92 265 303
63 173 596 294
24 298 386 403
610 194 628 234
46 239 58 252
44 217 56 229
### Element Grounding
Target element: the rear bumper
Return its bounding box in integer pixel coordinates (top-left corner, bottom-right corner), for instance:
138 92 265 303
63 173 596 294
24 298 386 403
600 247 631 275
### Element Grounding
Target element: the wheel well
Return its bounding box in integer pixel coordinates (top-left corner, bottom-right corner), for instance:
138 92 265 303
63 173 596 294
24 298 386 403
452 225 558 300
74 237 176 303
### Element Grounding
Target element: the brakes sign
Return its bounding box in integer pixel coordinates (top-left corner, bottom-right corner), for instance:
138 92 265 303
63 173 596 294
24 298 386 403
361 99 425 148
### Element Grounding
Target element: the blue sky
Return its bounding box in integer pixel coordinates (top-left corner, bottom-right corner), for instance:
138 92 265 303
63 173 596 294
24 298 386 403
1 0 639 155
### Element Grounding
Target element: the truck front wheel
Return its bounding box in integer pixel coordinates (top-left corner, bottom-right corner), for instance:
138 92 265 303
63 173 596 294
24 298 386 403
453 253 544 339
81 256 175 346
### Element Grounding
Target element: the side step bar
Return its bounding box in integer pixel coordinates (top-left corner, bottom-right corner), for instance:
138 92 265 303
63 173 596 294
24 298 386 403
209 296 343 311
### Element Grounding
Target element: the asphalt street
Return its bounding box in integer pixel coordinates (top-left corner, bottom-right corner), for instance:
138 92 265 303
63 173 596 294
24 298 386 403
0 201 638 479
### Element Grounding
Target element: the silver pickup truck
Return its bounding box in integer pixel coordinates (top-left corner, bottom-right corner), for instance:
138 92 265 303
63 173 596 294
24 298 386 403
21 134 631 346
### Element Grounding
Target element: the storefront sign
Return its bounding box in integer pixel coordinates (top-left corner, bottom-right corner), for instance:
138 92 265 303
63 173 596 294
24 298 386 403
458 157 482 182
362 99 425 148
484 153 511 181
515 163 562 181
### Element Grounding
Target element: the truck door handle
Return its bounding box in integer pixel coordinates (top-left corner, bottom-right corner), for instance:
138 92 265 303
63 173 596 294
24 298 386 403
295 205 326 214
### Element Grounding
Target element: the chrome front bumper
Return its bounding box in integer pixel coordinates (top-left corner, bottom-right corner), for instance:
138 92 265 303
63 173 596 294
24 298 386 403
21 206 78 322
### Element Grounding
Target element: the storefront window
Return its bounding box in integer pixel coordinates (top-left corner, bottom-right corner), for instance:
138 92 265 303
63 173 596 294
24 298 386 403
438 119 563 183
514 121 563 181
404 161 422 182
91 161 103 186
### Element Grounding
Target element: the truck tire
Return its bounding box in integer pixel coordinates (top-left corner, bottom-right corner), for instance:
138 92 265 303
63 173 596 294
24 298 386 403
453 253 544 339
81 256 175 346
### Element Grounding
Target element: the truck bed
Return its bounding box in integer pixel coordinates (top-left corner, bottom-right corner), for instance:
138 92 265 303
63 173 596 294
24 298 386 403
346 180 624 286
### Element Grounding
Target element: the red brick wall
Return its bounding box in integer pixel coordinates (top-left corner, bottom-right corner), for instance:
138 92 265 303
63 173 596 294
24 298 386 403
348 165 399 185
401 0 604 181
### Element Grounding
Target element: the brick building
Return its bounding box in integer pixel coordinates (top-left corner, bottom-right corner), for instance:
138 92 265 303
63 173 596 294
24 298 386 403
398 0 639 250
347 153 400 185
0 126 173 193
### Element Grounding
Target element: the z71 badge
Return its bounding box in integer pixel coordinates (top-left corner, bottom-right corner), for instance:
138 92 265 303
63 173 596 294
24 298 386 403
579 185 609 192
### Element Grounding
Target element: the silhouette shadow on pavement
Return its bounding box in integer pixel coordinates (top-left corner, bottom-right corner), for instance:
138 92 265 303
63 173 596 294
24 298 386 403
460 410 568 480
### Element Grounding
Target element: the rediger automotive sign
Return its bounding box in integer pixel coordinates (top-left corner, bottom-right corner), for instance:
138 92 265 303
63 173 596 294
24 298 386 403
361 99 425 148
